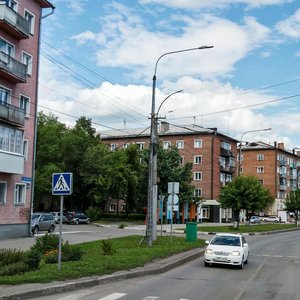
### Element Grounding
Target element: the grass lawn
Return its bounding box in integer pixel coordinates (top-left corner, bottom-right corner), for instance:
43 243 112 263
197 223 298 233
0 235 205 285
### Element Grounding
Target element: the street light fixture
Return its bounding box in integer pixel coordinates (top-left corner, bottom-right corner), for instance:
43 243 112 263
238 128 272 176
146 45 214 246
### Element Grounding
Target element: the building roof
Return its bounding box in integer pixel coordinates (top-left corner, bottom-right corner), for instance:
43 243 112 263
34 0 55 9
100 122 238 142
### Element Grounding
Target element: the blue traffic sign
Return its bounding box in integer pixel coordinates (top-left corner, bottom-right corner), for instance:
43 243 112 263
52 173 73 195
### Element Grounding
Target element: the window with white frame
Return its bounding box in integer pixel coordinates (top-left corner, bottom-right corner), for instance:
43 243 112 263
202 207 210 219
19 95 30 117
0 125 23 153
257 166 264 173
194 172 202 181
194 139 202 148
24 10 35 34
194 188 202 197
237 154 243 162
123 143 129 149
109 204 116 211
194 155 202 164
257 154 264 161
14 183 26 205
22 52 33 75
0 38 14 57
0 86 11 104
176 140 184 149
110 144 117 151
259 179 264 185
136 142 145 150
23 140 28 160
163 141 171 149
180 156 184 165
221 141 231 150
220 173 226 183
6 0 18 11
0 182 7 204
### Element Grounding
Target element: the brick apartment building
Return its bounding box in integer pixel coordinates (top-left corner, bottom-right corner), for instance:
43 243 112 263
239 141 299 216
101 122 238 223
0 0 54 239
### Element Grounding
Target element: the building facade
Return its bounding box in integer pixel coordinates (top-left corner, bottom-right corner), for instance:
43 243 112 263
0 0 54 239
239 141 299 215
101 122 238 223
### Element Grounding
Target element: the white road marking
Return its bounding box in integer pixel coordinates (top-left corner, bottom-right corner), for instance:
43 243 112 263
142 297 160 300
57 291 94 300
98 293 127 300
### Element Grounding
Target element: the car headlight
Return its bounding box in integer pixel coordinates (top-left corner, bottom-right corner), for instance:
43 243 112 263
205 249 213 254
231 251 240 256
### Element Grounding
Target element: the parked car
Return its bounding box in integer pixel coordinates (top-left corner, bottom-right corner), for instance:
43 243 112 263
31 213 56 234
265 216 280 223
50 212 67 224
204 233 249 269
249 216 261 224
66 211 90 225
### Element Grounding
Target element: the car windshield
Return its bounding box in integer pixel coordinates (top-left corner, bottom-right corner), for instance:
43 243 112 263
210 236 241 246
32 214 40 220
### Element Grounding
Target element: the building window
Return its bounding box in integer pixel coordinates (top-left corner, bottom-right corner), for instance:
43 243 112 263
194 155 202 164
180 156 184 165
24 10 35 34
176 140 184 149
6 0 18 11
163 141 171 149
0 125 23 154
109 204 116 211
0 86 11 104
14 183 26 205
123 143 129 149
237 154 243 162
121 204 126 212
194 139 202 148
22 52 33 75
221 141 231 150
0 38 15 57
0 182 7 204
194 188 202 197
202 207 210 219
257 154 264 161
136 142 145 150
23 140 28 160
110 144 117 151
194 172 202 181
19 95 30 117
257 166 264 173
240 166 243 174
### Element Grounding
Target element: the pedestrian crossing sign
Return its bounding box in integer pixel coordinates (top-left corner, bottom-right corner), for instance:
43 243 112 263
52 173 73 195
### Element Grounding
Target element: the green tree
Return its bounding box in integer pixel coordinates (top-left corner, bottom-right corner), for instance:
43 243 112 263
219 176 274 227
285 189 300 225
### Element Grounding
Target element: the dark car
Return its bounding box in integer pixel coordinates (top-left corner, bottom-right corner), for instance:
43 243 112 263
31 213 56 234
67 211 90 224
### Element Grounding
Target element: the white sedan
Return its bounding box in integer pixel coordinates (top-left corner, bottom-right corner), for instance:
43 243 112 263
204 233 249 269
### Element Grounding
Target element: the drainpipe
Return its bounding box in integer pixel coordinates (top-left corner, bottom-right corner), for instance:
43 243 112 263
29 5 55 236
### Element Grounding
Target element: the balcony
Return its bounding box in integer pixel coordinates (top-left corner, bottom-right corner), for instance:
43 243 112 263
220 148 232 157
0 3 30 39
279 159 287 166
0 151 24 174
279 172 287 178
0 51 27 83
279 185 287 191
0 102 25 126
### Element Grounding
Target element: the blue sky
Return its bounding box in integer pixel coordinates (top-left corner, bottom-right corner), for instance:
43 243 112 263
39 0 300 149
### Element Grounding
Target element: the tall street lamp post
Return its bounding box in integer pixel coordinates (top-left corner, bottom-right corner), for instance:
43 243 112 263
146 45 214 246
238 128 272 176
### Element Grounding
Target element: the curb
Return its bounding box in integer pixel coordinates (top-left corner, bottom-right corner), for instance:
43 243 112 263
0 249 204 300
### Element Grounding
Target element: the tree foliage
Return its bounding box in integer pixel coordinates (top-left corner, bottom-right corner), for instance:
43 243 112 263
285 189 300 224
219 175 274 223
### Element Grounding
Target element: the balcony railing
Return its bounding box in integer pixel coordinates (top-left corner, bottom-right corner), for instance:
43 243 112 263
0 3 30 39
0 101 25 126
279 159 287 166
279 185 287 191
0 51 27 83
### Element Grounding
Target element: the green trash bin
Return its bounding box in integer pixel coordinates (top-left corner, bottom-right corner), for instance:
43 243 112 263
186 222 197 242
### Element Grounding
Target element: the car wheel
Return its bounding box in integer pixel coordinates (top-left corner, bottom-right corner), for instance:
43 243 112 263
75 219 79 225
33 226 39 235
86 219 90 224
204 261 209 267
48 225 55 233
239 257 244 269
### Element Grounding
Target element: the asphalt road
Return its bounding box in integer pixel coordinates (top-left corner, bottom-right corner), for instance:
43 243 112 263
32 230 300 300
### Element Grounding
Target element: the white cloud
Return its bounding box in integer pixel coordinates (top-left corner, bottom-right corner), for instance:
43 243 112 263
276 8 300 38
261 51 271 57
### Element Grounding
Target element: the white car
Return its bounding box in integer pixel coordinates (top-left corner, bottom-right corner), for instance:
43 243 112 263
264 216 280 223
204 233 249 269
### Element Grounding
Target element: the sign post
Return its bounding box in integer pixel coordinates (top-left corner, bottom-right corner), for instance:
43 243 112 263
167 182 179 243
52 173 73 271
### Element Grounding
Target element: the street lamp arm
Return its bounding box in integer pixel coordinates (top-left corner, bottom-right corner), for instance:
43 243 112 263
157 90 183 116
153 45 214 79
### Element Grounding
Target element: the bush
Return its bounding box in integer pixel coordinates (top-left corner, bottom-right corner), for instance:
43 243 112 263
86 206 101 221
101 240 116 255
31 233 60 255
24 249 41 271
0 248 26 267
118 224 127 229
0 261 27 276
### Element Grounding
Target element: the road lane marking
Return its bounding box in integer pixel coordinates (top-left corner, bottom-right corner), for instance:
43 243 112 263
57 291 94 300
98 293 127 300
142 297 159 299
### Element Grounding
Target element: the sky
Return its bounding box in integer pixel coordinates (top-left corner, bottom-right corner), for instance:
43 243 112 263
39 0 300 150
